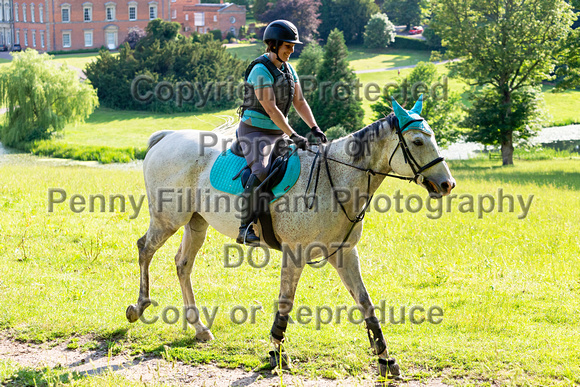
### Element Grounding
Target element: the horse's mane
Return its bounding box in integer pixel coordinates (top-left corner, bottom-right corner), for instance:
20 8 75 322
349 113 398 163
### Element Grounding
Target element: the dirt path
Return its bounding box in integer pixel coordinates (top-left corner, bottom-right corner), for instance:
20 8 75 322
0 334 452 387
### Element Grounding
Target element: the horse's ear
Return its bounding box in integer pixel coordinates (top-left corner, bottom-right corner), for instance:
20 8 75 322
410 94 424 115
391 97 408 120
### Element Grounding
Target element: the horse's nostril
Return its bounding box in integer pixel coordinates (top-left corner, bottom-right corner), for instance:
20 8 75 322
441 182 449 191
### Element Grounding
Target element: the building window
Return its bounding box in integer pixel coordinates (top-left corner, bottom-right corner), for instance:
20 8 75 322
32 31 36 47
30 3 34 22
39 4 43 23
105 3 115 21
194 12 204 27
40 31 45 48
14 3 18 22
15 30 19 44
128 2 137 21
61 6 70 22
185 14 188 21
24 31 28 46
213 15 216 22
230 16 235 24
171 9 176 19
22 3 26 22
83 4 92 21
62 32 71 48
84 31 92 46
149 3 157 20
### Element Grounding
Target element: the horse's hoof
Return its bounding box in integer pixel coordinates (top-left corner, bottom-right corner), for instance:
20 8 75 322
126 304 140 323
195 330 214 342
379 358 402 380
269 350 290 369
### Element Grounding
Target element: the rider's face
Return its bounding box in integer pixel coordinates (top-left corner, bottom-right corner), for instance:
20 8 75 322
278 42 295 62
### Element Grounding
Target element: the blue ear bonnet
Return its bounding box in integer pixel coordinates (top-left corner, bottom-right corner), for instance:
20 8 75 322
391 94 433 135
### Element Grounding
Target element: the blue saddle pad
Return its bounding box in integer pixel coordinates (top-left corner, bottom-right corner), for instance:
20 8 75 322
209 146 301 202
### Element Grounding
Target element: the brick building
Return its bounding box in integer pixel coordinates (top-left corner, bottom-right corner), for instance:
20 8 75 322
0 0 13 48
12 0 172 52
173 0 245 38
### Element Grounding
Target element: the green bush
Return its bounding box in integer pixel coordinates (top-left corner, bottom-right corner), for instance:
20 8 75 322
325 125 348 140
47 46 107 55
28 140 147 164
391 36 430 51
363 13 396 49
209 29 223 41
85 20 247 113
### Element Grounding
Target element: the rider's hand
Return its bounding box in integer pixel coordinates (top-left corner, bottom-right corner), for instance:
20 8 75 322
309 126 328 144
290 133 309 151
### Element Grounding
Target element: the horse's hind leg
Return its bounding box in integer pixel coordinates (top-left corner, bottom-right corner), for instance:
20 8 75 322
330 247 401 380
174 213 213 341
126 220 179 323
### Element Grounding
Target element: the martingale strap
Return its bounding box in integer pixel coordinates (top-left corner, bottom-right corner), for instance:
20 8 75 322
301 118 445 265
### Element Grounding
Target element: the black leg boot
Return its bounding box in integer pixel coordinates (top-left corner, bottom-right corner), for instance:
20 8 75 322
236 174 261 246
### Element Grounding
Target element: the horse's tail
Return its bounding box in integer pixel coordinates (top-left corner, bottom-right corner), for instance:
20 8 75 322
147 130 174 151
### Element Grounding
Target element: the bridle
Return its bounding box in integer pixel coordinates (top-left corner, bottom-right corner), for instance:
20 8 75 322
388 118 445 184
302 117 445 265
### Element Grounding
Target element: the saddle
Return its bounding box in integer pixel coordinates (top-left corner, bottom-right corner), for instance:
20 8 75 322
209 138 301 250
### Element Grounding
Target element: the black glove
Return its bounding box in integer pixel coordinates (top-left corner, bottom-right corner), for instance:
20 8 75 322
309 126 328 144
290 133 309 150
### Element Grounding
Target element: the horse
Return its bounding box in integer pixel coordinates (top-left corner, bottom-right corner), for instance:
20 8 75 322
125 96 456 379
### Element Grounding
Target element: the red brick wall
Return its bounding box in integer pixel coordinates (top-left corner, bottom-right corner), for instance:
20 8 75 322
14 0 171 51
174 1 245 38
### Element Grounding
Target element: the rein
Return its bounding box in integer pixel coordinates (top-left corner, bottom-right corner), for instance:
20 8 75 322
303 119 445 265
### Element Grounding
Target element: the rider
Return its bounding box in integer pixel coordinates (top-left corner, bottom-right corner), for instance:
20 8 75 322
236 19 328 246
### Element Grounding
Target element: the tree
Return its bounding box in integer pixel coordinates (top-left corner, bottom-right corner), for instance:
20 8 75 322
85 20 246 112
462 86 546 150
433 0 576 165
0 50 98 147
381 0 423 29
363 13 396 49
371 61 462 147
311 29 364 133
123 28 146 49
555 27 580 90
259 0 322 48
289 41 323 134
253 0 274 21
319 0 379 44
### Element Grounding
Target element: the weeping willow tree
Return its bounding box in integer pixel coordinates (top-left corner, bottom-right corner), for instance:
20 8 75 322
0 50 98 148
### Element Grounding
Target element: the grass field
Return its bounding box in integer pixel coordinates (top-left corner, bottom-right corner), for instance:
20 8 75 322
55 108 237 148
0 155 579 386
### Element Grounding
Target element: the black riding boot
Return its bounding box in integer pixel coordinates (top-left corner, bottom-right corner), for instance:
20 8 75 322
236 174 261 246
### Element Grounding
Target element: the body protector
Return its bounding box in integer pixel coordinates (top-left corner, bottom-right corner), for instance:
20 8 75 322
239 55 296 120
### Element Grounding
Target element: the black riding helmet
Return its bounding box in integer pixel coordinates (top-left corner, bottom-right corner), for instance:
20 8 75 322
263 20 302 63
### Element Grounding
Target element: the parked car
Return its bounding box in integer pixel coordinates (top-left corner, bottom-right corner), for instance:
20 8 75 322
0 44 8 52
409 26 424 35
11 44 22 52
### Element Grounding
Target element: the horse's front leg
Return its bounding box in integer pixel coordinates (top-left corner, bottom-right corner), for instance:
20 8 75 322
269 247 305 368
329 246 402 380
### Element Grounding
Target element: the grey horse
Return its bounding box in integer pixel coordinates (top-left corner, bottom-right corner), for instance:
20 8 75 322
125 96 456 379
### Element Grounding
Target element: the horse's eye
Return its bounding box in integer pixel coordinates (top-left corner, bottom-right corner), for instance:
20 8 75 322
413 140 423 146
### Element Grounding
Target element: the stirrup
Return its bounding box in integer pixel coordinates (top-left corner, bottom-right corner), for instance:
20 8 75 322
237 222 260 246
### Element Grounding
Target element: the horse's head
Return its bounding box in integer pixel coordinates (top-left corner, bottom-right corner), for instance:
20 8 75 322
388 95 456 198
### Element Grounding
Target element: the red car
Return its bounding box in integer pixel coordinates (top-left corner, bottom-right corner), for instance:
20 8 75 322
409 26 424 35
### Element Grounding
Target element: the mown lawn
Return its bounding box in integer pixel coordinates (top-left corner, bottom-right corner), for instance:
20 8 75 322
56 108 237 148
0 156 578 386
